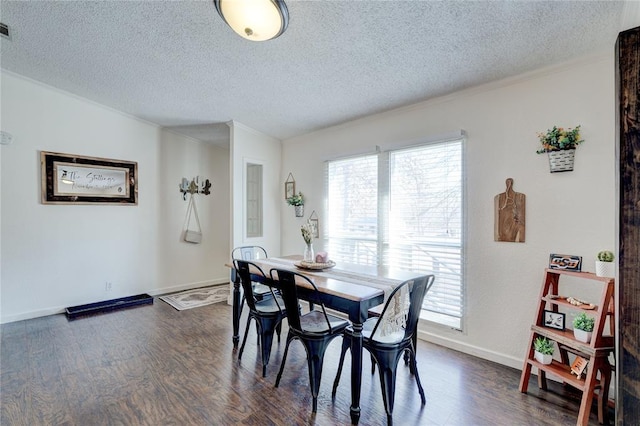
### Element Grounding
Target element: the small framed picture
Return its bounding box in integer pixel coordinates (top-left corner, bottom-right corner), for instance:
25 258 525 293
284 172 296 200
543 310 565 330
309 210 319 238
571 356 588 378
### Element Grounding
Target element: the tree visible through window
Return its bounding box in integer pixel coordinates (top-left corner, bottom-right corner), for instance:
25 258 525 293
326 139 464 329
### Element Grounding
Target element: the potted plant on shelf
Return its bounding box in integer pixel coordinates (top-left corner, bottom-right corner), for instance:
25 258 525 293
573 312 595 343
286 192 305 217
536 125 584 173
533 336 554 365
595 250 615 277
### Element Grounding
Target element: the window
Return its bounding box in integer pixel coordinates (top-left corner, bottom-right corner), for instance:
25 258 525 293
326 139 464 329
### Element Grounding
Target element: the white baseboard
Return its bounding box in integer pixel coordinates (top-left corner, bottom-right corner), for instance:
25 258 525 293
146 278 229 297
417 329 524 370
419 330 617 399
0 277 230 324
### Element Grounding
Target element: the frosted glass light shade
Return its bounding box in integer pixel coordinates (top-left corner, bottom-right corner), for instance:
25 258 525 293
214 0 289 41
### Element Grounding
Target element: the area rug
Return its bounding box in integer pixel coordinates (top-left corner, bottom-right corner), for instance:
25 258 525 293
159 285 228 311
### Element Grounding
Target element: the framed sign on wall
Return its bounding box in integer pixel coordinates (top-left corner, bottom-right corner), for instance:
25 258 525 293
41 151 138 205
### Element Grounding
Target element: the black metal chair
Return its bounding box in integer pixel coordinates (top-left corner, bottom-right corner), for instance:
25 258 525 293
270 269 350 413
332 275 435 425
231 246 282 340
231 246 273 304
234 260 287 377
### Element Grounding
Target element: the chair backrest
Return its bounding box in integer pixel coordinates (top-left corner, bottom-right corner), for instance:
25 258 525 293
234 259 279 312
232 246 268 261
369 275 435 344
270 269 334 333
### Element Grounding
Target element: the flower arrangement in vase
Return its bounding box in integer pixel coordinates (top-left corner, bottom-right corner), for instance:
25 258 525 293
536 125 584 172
301 221 314 262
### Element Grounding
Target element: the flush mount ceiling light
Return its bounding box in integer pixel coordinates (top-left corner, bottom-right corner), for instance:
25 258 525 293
214 0 288 41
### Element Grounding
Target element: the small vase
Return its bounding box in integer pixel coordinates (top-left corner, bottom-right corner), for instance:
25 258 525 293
295 205 304 217
303 243 314 262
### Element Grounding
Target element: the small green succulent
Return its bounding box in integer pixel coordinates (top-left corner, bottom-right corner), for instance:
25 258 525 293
533 336 554 355
597 250 614 262
573 312 595 332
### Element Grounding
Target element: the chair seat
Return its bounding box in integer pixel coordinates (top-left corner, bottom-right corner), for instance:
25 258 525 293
255 296 286 314
300 311 349 334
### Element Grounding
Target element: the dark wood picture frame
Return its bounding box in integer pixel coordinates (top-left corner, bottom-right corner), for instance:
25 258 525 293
41 151 138 205
543 310 565 330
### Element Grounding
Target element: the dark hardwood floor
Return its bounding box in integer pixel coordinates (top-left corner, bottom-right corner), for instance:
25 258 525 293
1 296 610 425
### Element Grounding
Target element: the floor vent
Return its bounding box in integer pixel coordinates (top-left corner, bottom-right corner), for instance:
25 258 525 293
65 294 154 320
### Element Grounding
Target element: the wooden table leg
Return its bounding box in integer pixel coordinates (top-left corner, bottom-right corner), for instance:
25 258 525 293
350 321 363 424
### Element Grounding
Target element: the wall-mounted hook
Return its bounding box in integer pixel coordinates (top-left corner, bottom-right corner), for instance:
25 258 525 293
180 177 212 200
201 179 211 195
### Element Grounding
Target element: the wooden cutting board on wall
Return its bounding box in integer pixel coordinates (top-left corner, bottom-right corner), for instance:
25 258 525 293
494 178 526 243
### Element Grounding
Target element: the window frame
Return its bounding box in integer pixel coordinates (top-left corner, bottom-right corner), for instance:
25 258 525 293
325 134 466 330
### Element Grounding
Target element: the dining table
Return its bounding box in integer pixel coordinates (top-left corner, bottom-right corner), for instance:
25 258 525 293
228 255 420 424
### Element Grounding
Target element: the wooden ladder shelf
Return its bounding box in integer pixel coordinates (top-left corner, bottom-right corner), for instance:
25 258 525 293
519 268 615 426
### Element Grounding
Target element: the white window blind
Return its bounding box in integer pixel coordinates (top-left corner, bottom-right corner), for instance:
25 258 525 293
326 155 378 265
326 140 464 329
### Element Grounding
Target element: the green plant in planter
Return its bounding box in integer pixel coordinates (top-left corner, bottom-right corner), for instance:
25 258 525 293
286 192 304 206
597 250 614 262
573 312 595 332
536 125 584 154
533 336 554 355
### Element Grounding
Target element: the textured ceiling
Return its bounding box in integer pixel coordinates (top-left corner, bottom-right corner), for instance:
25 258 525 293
1 1 638 144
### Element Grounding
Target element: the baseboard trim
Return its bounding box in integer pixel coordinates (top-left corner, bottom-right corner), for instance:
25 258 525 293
417 329 523 370
0 277 230 324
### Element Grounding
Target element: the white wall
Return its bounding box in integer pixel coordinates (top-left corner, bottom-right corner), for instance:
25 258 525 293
156 130 231 292
230 121 281 257
281 52 616 368
0 72 230 323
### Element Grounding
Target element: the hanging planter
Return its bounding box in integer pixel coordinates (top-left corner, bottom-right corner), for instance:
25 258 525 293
536 125 584 173
286 192 305 217
547 149 576 173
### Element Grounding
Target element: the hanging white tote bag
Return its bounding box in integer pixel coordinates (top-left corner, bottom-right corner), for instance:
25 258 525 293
183 194 202 244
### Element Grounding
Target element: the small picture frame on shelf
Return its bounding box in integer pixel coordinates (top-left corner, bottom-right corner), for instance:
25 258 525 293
543 310 565 330
548 253 582 271
571 356 588 378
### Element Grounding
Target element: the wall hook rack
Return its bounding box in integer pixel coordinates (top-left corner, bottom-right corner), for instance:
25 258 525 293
179 176 211 200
